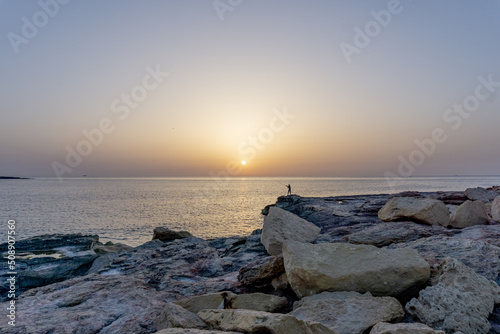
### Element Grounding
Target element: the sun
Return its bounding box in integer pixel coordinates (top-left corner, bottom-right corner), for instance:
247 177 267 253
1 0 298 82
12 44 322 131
241 160 247 165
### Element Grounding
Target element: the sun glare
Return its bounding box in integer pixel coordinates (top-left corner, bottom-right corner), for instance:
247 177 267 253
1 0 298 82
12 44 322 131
241 161 247 165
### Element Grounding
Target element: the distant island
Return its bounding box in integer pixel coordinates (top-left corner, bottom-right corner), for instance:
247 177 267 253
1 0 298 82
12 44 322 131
0 176 31 180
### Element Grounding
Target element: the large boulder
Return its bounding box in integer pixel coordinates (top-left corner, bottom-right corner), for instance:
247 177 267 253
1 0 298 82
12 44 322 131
176 292 287 314
237 255 285 286
153 227 193 241
197 309 339 334
378 197 449 226
155 303 207 330
465 187 499 202
448 200 489 228
370 322 445 334
261 206 321 255
406 257 500 334
290 292 404 334
282 241 430 298
492 196 500 222
388 236 500 282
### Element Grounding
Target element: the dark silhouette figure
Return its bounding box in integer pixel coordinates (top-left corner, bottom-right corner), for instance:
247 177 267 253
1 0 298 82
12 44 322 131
220 292 234 309
286 184 292 196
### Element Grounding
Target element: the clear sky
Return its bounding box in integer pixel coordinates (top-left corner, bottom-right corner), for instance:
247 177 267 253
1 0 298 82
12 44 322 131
1 0 500 177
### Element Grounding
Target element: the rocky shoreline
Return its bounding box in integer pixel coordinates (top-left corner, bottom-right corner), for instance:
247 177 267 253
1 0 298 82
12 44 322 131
2 186 500 333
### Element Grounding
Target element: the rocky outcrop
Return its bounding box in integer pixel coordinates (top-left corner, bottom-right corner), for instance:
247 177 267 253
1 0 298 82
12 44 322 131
176 292 287 314
0 233 98 252
378 197 450 226
3 235 268 333
0 234 99 301
389 236 500 282
492 196 500 222
261 206 321 255
153 227 193 241
290 292 404 334
11 275 172 334
370 322 445 334
197 309 339 334
406 257 500 334
448 200 489 228
5 187 500 333
154 303 207 330
283 241 430 298
465 187 499 202
237 255 285 287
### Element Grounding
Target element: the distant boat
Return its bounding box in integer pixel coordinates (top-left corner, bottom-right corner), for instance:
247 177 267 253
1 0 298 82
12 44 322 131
82 175 88 177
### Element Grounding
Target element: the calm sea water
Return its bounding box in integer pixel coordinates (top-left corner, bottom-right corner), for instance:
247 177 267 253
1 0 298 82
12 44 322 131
1 176 500 247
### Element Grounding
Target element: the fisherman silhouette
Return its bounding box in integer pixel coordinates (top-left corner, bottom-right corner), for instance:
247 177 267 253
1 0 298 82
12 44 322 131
286 184 292 196
219 292 234 309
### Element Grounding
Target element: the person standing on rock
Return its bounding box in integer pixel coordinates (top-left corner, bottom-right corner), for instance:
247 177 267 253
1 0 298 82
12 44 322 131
286 184 292 196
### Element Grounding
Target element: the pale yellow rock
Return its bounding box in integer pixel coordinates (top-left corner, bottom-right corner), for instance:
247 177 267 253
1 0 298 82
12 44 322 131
406 257 500 334
291 293 404 334
491 196 500 222
261 206 321 255
283 241 430 298
449 200 489 228
198 309 339 334
175 292 287 314
370 322 445 334
154 303 206 330
378 197 450 226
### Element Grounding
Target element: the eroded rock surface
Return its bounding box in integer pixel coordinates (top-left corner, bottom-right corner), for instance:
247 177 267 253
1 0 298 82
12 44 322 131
389 236 500 282
406 257 500 334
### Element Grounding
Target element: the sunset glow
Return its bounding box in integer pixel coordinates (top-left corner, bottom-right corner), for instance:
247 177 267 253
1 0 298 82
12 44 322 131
1 1 500 178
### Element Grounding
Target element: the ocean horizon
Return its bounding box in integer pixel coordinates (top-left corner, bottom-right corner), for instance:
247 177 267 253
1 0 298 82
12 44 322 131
2 176 500 247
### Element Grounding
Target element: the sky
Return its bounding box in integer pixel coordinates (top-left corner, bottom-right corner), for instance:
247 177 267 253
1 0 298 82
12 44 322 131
1 0 500 178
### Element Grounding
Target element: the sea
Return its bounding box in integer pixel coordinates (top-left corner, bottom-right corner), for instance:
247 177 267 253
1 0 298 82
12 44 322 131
1 176 500 247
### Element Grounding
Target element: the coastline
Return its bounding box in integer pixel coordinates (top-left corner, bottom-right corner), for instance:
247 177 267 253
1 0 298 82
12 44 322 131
0 176 31 180
4 176 500 247
1 186 500 333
